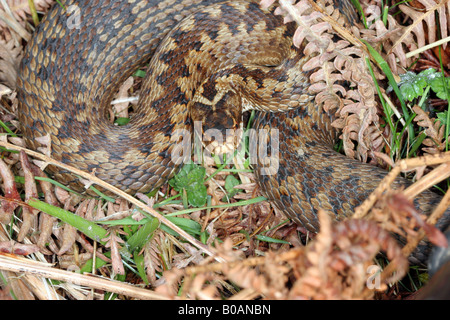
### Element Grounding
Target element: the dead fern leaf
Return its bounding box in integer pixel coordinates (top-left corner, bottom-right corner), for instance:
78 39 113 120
0 39 22 89
17 151 39 242
412 105 446 154
102 226 127 275
0 0 55 25
142 232 164 286
0 158 20 224
57 200 88 256
271 0 382 161
31 165 58 253
0 240 39 255
111 76 134 122
289 210 408 299
362 0 450 73
397 0 450 50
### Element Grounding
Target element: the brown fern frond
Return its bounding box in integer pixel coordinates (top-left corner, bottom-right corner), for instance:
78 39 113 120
362 0 450 73
0 39 22 89
267 0 383 161
399 0 449 48
412 105 446 155
1 0 55 24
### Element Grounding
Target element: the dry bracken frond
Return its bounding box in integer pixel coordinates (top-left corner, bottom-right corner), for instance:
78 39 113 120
0 0 55 25
362 0 450 73
268 0 382 161
413 105 446 155
154 212 408 300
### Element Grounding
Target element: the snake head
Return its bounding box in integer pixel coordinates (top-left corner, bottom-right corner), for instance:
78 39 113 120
190 87 244 157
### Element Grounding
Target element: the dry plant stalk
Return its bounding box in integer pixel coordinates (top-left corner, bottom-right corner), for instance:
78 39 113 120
354 151 450 267
0 252 166 300
154 212 408 300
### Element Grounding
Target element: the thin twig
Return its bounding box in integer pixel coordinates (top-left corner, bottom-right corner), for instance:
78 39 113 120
353 165 402 219
0 9 31 41
0 253 166 300
354 151 450 219
404 163 450 199
389 0 450 56
406 35 450 59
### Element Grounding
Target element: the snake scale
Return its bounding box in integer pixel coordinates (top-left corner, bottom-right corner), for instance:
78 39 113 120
16 0 450 264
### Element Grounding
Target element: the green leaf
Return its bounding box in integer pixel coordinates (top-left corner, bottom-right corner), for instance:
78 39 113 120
224 175 240 193
398 71 429 101
186 183 207 207
396 69 440 102
79 252 110 274
222 175 242 200
395 68 450 102
169 164 207 207
28 199 108 244
437 111 449 125
161 216 202 236
430 77 450 100
255 235 290 244
170 164 205 188
133 69 147 78
126 217 159 252
115 117 130 126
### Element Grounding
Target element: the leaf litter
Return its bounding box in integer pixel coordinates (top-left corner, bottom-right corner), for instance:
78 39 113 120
0 0 449 300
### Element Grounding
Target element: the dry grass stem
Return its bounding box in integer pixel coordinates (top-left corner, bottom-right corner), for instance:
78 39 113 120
355 151 450 219
0 253 167 300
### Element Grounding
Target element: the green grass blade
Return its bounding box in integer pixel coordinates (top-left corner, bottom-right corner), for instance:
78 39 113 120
362 40 415 141
408 132 427 156
126 218 159 252
255 235 290 244
79 253 110 274
88 185 116 202
0 120 17 137
163 196 267 217
350 0 368 28
366 57 396 135
28 198 108 244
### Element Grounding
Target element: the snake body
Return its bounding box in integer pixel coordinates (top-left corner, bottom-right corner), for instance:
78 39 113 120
17 0 450 264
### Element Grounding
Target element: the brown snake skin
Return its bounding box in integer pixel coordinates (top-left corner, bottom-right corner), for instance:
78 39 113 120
16 0 450 264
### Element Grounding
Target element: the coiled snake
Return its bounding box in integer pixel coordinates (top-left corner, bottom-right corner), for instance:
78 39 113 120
17 0 450 264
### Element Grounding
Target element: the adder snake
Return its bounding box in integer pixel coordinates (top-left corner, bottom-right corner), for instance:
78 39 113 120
17 0 450 264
